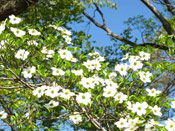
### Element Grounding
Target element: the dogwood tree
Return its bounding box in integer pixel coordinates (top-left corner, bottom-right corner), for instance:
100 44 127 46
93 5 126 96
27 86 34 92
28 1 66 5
0 0 175 131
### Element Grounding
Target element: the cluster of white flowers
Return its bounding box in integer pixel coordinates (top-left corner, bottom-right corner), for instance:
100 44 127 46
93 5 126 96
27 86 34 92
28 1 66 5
6 15 173 130
127 101 162 118
58 49 77 62
79 75 105 90
41 47 55 59
27 40 39 46
139 71 152 83
115 51 152 83
71 69 83 76
22 66 36 78
129 55 143 71
49 25 73 45
8 15 41 37
89 52 105 62
60 28 72 44
127 101 148 116
83 59 101 71
15 49 29 60
33 85 92 105
103 79 118 97
115 118 128 129
145 119 163 131
114 117 143 130
45 86 61 98
0 110 7 119
33 83 76 101
33 84 62 98
82 52 105 72
69 112 82 124
10 28 41 37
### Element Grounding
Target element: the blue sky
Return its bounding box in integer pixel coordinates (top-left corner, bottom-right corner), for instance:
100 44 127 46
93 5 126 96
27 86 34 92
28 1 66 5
71 0 162 47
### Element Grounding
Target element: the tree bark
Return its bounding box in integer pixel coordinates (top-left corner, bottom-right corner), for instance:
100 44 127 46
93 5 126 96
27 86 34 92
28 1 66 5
141 0 173 35
0 0 39 22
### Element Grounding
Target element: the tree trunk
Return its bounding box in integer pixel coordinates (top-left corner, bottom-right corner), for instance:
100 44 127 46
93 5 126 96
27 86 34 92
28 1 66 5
0 0 38 22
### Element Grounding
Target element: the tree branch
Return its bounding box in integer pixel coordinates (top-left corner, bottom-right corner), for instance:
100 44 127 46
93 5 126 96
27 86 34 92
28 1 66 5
83 11 169 50
0 86 23 89
76 102 106 131
93 2 106 26
0 97 15 131
163 0 175 16
140 0 173 35
7 69 34 90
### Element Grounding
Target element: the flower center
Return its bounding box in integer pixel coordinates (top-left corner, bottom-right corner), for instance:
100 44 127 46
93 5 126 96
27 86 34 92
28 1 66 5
107 91 111 94
82 95 85 99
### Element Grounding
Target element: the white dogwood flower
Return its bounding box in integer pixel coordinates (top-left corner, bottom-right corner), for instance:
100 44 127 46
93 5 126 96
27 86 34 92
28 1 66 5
114 92 128 103
58 49 73 61
150 105 162 116
0 110 7 119
69 112 82 124
139 51 150 61
0 20 6 34
28 29 41 36
22 66 36 78
79 77 95 89
15 49 29 60
115 118 129 129
146 88 161 97
115 63 129 76
60 89 75 99
165 119 175 131
33 86 46 98
129 60 143 71
10 27 26 37
103 86 117 97
45 100 59 108
76 92 91 105
132 102 148 116
45 86 60 98
9 14 21 24
51 67 65 76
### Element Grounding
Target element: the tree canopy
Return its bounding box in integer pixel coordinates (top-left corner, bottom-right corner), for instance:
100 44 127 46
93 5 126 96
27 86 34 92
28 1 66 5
0 0 175 130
